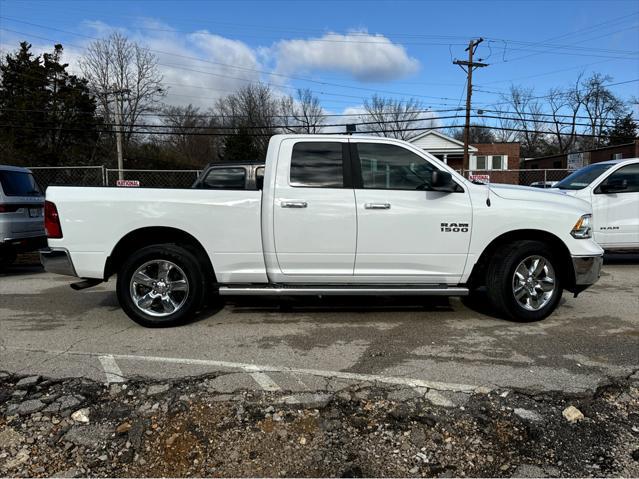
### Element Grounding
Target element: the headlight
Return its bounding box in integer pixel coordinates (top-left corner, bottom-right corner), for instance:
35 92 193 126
571 214 592 239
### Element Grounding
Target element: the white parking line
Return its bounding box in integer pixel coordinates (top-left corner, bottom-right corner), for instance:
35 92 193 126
9 347 480 393
98 355 126 384
248 372 281 391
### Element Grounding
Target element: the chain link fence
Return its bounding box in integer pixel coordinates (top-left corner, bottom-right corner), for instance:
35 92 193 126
28 166 105 190
26 166 203 189
26 166 574 190
104 169 201 188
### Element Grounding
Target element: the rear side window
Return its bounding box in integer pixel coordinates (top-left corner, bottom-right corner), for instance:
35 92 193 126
0 171 41 196
357 143 437 190
290 142 344 188
202 168 246 190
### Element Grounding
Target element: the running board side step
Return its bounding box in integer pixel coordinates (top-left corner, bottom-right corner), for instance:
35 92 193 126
218 286 469 296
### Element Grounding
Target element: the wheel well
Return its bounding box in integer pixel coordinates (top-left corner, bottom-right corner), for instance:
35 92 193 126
104 227 215 282
467 230 575 290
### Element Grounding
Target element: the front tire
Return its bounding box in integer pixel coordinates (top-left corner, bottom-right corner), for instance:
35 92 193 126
116 244 206 327
486 240 563 322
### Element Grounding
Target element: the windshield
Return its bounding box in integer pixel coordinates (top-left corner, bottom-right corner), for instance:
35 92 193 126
0 170 42 196
555 163 614 190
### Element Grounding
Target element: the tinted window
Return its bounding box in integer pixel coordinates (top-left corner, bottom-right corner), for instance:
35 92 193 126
555 163 614 190
255 167 265 189
357 143 437 190
0 171 41 196
290 142 343 188
603 164 639 193
202 168 246 189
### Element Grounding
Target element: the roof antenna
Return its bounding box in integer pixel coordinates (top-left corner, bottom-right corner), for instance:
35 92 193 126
346 124 357 135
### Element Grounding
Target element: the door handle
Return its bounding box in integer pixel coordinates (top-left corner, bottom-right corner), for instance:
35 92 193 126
364 202 391 210
281 200 308 208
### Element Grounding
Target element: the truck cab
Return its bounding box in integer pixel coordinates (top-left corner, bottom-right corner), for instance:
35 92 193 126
553 158 639 251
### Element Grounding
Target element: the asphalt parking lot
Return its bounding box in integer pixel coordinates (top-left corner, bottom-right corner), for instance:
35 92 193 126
1 254 638 396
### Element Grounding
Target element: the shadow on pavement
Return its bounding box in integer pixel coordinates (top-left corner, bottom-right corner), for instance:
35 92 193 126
603 253 639 265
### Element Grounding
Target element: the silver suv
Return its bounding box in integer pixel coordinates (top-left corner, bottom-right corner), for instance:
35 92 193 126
0 165 46 268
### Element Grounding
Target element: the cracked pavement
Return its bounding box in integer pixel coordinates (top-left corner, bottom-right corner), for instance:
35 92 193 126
0 254 638 394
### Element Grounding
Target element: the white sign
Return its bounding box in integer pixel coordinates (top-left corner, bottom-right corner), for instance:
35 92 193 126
567 153 583 171
116 179 140 187
469 174 490 184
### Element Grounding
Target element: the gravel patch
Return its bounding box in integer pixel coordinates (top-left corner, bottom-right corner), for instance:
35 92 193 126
0 371 638 477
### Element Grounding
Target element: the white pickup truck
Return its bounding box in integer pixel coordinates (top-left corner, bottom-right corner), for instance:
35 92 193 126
552 158 639 252
41 135 603 327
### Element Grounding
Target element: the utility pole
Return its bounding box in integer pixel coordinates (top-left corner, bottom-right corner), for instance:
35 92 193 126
104 87 131 181
453 38 488 171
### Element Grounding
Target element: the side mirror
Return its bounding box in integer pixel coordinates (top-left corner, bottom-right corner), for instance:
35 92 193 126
430 170 456 192
599 178 627 194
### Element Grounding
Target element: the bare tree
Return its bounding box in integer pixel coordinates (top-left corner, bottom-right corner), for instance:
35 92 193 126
452 122 495 143
580 73 626 149
216 84 281 161
545 76 584 154
360 95 432 140
79 32 165 148
280 89 324 133
500 86 548 157
159 104 221 166
490 103 519 143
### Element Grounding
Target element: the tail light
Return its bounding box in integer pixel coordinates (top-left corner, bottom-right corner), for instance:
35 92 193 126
44 201 63 238
0 204 20 213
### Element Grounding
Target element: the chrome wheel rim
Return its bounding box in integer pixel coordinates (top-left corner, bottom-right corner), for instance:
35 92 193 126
130 260 189 317
512 255 556 311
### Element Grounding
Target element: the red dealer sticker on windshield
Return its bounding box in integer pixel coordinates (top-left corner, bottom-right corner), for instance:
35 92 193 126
116 180 140 187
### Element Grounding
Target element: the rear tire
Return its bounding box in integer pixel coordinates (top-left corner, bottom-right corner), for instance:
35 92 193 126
486 240 563 322
116 244 206 327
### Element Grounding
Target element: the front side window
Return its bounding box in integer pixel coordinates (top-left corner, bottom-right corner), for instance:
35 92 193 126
202 168 246 189
357 143 437 190
601 164 639 193
290 142 344 188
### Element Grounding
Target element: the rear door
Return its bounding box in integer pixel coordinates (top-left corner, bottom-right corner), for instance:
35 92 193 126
591 163 639 248
351 141 472 283
272 138 356 276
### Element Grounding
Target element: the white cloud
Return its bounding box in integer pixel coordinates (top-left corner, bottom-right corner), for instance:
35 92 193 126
2 22 421 112
271 32 420 82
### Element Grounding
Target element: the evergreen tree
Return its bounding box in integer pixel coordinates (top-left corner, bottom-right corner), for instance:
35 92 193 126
221 127 262 162
605 113 638 146
0 42 99 166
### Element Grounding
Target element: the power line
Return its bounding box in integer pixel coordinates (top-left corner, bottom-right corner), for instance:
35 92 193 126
3 122 630 140
5 110 622 133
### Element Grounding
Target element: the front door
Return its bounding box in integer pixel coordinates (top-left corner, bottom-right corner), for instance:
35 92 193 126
591 163 639 248
272 139 357 276
352 141 472 284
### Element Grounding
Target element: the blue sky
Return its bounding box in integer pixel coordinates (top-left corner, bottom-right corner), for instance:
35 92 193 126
0 0 637 122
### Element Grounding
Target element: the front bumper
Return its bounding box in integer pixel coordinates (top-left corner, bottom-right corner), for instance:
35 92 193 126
40 248 77 277
571 255 603 294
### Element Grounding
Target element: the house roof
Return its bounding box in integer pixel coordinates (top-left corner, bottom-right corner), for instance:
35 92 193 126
408 130 478 154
